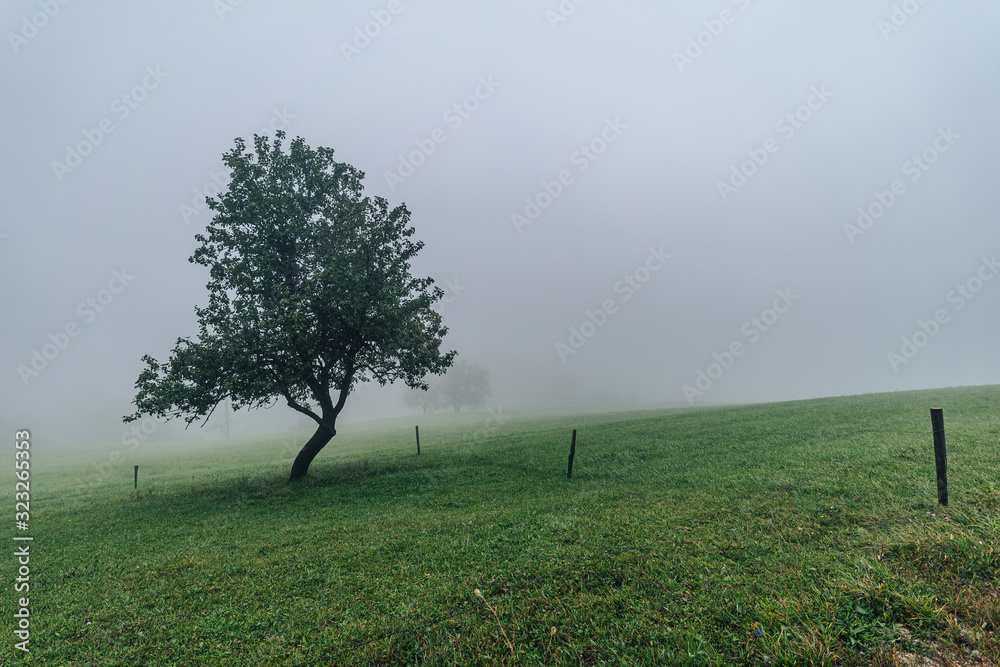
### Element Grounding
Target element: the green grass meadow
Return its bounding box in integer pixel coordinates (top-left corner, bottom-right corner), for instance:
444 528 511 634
3 386 999 665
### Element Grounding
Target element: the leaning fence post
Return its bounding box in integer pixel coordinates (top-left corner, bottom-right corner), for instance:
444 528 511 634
567 429 576 479
930 408 947 505
415 425 420 455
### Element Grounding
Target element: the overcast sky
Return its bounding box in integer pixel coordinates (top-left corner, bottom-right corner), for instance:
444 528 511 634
3 0 999 447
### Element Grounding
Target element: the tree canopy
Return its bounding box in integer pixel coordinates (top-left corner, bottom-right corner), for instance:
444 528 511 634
125 132 455 480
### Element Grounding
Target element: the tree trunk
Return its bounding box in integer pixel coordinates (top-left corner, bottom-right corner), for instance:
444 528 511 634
288 422 335 481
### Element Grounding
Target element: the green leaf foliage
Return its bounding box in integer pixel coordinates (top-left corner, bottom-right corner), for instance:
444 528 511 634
126 131 455 441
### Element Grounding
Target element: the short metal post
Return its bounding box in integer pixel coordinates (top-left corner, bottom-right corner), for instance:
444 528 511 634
930 408 947 505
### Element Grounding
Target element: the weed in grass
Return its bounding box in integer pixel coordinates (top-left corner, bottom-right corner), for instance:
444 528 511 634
543 626 557 662
474 587 517 664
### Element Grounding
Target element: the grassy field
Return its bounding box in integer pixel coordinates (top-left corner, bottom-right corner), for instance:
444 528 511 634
3 386 999 665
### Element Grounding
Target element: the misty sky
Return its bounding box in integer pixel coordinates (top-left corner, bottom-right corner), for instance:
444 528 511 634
3 0 999 447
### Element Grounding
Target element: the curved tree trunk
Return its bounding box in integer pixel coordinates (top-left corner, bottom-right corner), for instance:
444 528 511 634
288 423 335 481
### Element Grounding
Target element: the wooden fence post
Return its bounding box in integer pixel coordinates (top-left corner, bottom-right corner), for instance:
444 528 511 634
930 408 947 505
134 465 138 489
415 425 420 455
567 429 576 479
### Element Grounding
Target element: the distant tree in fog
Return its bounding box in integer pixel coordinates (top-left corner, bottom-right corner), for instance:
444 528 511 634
402 381 445 415
439 360 491 413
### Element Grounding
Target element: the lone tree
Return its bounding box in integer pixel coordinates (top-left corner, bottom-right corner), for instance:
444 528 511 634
439 360 491 413
125 132 455 481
